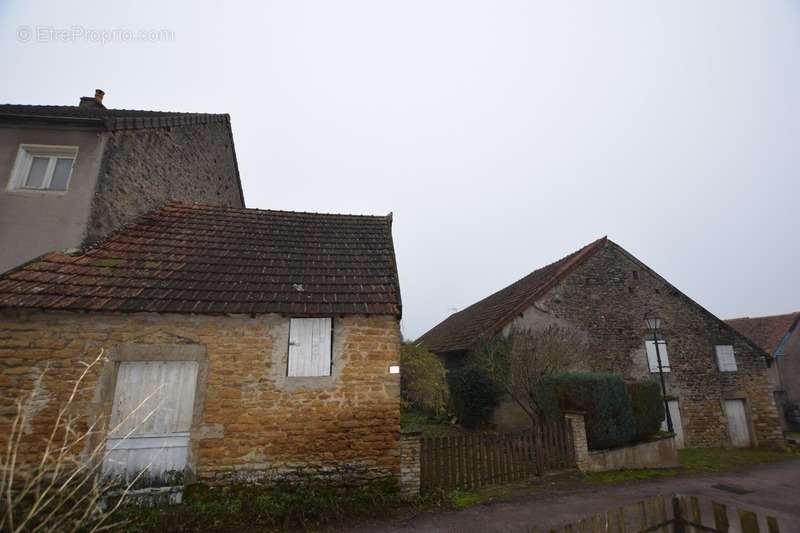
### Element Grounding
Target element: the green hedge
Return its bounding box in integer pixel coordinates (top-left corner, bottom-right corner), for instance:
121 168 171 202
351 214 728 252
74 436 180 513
627 379 665 441
550 373 636 450
447 367 500 428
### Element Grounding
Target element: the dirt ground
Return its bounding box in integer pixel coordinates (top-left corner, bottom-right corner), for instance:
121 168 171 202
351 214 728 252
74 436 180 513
340 459 800 533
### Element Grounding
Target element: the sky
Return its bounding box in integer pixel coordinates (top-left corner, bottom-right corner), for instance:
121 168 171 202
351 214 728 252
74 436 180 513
2 1 798 340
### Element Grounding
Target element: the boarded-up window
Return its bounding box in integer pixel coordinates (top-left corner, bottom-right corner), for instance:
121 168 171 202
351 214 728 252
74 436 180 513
715 345 737 372
724 399 751 447
645 340 670 373
104 361 199 484
288 318 332 377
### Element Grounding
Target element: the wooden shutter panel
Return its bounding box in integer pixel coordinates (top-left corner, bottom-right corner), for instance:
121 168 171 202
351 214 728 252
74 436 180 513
288 318 332 377
104 361 198 483
715 345 737 371
645 340 670 373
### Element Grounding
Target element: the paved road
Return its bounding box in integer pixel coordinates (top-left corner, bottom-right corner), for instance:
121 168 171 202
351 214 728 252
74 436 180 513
345 460 800 533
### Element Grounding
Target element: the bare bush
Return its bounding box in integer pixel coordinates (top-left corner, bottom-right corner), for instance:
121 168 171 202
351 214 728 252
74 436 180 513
0 349 152 532
472 324 587 426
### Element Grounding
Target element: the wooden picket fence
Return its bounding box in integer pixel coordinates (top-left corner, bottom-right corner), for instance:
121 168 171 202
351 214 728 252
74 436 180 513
419 419 574 493
541 493 783 533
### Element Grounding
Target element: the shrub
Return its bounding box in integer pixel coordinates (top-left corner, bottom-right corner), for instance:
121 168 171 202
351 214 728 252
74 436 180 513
627 379 665 441
117 479 403 532
447 367 500 428
400 344 449 416
1 349 133 533
550 373 636 450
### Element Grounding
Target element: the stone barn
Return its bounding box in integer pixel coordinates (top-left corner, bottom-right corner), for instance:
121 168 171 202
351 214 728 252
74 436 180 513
419 237 783 449
0 202 402 486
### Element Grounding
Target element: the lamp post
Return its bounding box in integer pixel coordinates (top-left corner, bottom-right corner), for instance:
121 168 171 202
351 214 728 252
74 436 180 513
645 315 673 433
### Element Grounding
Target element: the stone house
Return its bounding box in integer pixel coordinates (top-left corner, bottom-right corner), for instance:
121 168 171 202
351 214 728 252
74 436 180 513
418 238 783 449
0 202 402 486
0 89 244 273
726 312 800 431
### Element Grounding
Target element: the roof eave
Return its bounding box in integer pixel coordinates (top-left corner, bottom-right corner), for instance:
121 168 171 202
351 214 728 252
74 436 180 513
0 114 106 129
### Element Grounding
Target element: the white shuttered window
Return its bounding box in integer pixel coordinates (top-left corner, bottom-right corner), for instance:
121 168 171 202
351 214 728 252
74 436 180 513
715 345 737 372
645 340 670 373
288 318 332 377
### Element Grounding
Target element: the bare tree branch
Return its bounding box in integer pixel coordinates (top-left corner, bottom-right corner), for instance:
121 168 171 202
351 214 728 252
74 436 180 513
472 324 586 427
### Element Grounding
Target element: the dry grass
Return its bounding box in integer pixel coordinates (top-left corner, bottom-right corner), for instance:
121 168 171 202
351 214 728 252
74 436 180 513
0 349 159 532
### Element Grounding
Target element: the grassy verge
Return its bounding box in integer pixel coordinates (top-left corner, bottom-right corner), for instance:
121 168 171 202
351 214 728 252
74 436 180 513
586 447 799 484
115 448 799 530
115 480 414 533
401 406 467 438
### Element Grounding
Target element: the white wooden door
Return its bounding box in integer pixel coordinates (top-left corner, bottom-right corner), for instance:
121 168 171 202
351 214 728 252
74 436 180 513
724 399 751 448
661 400 685 448
104 361 198 484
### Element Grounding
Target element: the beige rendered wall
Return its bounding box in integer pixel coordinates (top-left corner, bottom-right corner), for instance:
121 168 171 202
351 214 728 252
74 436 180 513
0 125 106 273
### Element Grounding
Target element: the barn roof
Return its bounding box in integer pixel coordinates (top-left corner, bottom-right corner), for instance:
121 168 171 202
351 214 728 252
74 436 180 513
725 312 800 355
417 238 606 353
0 202 401 317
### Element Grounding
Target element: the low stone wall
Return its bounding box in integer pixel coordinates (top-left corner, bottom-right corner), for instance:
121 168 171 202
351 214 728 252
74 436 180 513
399 432 421 497
585 435 679 472
566 412 679 472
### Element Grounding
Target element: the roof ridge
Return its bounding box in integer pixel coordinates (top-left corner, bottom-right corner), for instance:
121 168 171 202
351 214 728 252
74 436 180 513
0 104 232 132
163 201 393 220
0 103 229 116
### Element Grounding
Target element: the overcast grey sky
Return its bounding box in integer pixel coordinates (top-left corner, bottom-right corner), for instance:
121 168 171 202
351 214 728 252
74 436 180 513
2 1 798 339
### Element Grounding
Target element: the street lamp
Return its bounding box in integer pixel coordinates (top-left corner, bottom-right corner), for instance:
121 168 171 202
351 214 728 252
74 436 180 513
644 314 673 433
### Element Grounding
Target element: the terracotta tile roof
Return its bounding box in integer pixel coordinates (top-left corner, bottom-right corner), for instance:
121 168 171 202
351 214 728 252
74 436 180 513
0 202 401 317
0 104 230 131
417 238 607 353
725 312 800 355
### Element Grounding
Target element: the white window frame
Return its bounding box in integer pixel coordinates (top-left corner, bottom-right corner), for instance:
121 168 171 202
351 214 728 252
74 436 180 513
7 144 79 192
715 345 737 372
645 339 671 373
287 317 333 377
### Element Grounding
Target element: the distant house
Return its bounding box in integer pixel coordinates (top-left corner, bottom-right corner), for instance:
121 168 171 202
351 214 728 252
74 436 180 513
0 89 244 273
726 312 800 431
418 238 783 449
0 202 402 486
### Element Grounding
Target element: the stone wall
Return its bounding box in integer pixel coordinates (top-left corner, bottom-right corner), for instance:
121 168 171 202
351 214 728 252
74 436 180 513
586 435 680 472
84 120 243 245
398 432 422 497
532 242 784 448
567 412 679 472
564 412 590 471
0 310 401 485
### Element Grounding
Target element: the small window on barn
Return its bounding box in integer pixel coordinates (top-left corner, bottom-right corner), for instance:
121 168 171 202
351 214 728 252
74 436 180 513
715 345 737 372
288 318 332 377
645 339 670 373
632 270 639 280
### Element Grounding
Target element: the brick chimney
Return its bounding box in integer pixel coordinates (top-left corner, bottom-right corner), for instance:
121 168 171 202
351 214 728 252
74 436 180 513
79 89 106 109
